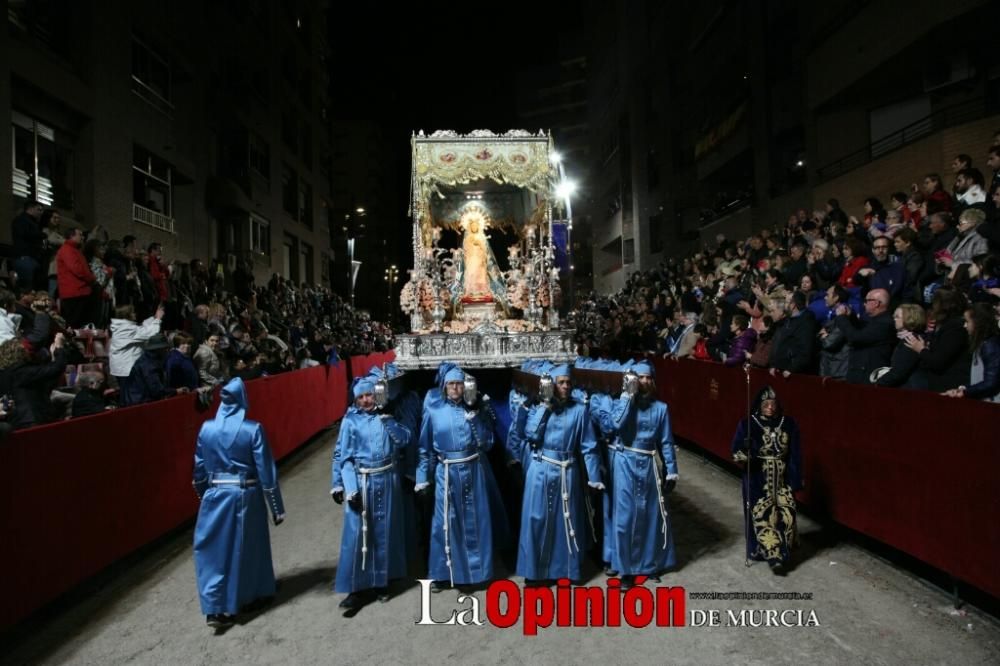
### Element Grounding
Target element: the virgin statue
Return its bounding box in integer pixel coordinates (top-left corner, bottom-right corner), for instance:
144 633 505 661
449 209 508 310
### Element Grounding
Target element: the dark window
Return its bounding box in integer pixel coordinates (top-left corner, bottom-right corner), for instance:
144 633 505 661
623 238 635 264
647 149 660 191
298 180 313 228
300 123 312 170
649 212 665 254
131 35 172 114
250 213 271 257
282 110 298 154
282 163 297 216
132 145 172 216
249 131 270 180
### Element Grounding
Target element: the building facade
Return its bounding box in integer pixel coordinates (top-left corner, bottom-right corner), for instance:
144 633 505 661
581 0 1000 294
3 0 333 289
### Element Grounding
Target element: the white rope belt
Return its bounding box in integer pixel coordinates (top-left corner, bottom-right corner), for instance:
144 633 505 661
540 455 580 555
358 461 395 571
438 452 480 586
618 444 669 549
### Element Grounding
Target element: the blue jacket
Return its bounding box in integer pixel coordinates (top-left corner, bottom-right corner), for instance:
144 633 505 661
966 337 1000 400
122 351 175 406
165 349 198 390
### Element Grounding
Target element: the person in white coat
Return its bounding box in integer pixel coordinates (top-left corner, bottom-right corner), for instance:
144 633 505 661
109 303 164 401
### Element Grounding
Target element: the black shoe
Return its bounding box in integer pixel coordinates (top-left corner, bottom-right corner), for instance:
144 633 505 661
430 580 448 594
621 575 636 590
206 613 236 629
339 592 366 610
768 561 787 576
647 574 661 583
604 565 619 577
375 587 391 603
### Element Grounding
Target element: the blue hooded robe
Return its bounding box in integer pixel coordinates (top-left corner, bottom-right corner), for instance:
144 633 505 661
417 365 507 585
606 360 678 575
193 377 285 616
333 377 412 593
366 364 422 566
516 363 602 581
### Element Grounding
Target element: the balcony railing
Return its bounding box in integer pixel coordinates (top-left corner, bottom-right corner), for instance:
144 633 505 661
132 203 175 234
131 76 174 118
816 97 990 183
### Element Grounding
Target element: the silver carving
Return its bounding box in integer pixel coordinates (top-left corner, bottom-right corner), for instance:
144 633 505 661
394 330 575 370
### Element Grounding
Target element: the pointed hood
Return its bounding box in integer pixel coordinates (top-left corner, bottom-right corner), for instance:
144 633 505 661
215 377 249 449
436 361 459 392
352 376 376 400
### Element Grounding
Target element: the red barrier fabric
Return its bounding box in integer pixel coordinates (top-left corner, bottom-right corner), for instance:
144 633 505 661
1 363 348 629
654 357 1000 600
347 350 396 382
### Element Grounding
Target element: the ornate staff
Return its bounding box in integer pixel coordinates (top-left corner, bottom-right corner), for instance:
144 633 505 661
742 363 753 568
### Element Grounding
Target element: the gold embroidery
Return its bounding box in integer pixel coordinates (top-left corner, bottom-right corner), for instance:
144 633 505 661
748 420 797 562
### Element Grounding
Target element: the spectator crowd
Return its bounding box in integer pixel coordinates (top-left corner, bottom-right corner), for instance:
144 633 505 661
1 212 393 434
571 132 1000 404
7 131 1000 436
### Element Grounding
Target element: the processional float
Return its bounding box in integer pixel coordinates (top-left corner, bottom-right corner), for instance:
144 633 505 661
395 129 574 369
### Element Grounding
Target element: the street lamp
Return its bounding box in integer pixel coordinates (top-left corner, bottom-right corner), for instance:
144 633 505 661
345 207 367 308
555 160 576 314
384 264 398 327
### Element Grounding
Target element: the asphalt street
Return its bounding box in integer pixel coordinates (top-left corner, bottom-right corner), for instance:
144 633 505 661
3 428 999 665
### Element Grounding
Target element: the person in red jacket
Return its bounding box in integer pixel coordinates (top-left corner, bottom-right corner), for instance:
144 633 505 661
837 237 871 289
148 242 170 303
56 227 98 327
920 173 953 215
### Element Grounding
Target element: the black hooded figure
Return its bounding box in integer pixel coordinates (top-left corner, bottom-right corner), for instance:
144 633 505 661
731 386 802 573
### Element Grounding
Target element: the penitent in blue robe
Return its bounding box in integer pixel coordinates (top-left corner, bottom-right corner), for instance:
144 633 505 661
607 393 678 576
417 398 507 585
333 408 411 593
516 397 601 581
193 378 285 616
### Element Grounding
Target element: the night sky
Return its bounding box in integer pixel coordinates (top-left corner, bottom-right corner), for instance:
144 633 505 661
328 3 575 129
326 2 579 310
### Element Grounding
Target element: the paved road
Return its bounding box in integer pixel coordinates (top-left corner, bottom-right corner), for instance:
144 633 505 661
4 428 999 665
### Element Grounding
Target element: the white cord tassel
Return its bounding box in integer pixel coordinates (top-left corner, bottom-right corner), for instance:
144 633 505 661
542 455 579 555
443 459 452 586
439 453 479 587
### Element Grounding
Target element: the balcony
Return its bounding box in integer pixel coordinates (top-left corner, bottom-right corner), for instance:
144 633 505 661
816 97 991 183
132 203 175 234
131 76 174 119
